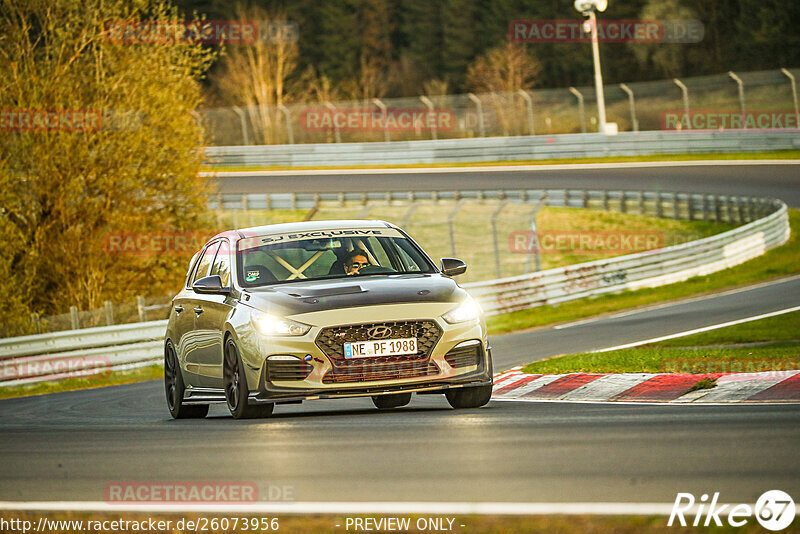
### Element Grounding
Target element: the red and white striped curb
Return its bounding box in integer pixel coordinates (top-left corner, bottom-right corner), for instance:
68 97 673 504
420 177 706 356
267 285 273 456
491 367 800 403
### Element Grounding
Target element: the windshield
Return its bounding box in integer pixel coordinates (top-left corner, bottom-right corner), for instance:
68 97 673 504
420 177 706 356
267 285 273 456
236 227 436 287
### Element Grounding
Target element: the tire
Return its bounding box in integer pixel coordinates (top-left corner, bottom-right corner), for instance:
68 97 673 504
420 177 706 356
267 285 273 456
445 384 493 409
224 337 274 420
165 340 209 419
372 392 412 410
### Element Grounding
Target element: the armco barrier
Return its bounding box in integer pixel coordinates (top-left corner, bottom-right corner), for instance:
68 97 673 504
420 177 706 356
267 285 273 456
204 131 800 167
0 191 789 387
463 201 788 314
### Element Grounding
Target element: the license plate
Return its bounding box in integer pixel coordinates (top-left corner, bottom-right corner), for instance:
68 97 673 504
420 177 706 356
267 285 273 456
344 337 417 358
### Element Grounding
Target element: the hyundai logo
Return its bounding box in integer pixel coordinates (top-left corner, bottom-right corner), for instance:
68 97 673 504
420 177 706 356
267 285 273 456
367 326 393 339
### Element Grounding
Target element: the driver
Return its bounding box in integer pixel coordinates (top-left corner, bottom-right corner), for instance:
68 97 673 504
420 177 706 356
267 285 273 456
343 250 369 275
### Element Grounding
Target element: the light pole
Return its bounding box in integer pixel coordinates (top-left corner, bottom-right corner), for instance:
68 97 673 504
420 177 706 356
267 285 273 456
575 0 608 134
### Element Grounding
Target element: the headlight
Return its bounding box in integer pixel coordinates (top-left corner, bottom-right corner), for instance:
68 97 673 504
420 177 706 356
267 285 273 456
442 298 482 324
252 311 311 336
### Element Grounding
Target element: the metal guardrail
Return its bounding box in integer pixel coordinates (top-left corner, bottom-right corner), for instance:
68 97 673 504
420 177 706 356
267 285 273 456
464 201 788 314
0 190 789 388
204 131 800 167
0 321 166 387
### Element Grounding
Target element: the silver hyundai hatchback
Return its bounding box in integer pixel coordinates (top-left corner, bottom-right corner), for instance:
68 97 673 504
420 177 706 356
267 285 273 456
165 220 493 419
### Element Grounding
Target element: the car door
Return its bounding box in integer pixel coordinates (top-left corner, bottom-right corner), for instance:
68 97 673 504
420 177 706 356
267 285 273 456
192 238 235 388
172 252 200 376
182 240 220 387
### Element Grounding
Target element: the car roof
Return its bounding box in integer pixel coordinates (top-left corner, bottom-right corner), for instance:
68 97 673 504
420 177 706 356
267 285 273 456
209 220 398 241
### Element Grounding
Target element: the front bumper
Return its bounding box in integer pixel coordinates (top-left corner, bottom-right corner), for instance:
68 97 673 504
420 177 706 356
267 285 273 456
241 305 491 404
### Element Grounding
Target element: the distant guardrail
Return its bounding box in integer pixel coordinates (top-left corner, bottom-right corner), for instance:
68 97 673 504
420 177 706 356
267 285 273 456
204 131 800 168
0 189 789 387
464 201 788 314
0 320 166 387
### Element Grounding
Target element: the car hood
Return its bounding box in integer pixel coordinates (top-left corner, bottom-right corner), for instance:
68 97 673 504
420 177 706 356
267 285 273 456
241 274 465 317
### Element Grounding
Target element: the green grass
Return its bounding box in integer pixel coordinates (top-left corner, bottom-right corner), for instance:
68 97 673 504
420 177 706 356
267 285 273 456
203 150 800 172
687 377 718 392
656 310 800 346
521 311 800 375
0 364 163 400
488 209 800 335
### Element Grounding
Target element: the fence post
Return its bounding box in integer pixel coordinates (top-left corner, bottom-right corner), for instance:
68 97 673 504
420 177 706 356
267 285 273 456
323 102 341 143
524 195 546 273
372 98 390 142
30 313 41 334
781 68 800 131
728 71 746 127
673 193 680 219
620 191 627 213
638 191 645 214
104 301 114 326
673 78 690 129
277 104 293 144
490 202 507 279
419 96 437 140
688 194 695 221
619 83 638 131
137 296 146 322
467 93 485 137
231 106 251 145
517 89 535 135
656 192 663 218
602 190 609 211
70 306 80 330
447 203 463 257
568 87 587 133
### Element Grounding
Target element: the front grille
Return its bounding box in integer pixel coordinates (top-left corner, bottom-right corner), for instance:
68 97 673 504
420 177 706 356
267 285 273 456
315 320 442 384
444 342 482 369
267 360 313 381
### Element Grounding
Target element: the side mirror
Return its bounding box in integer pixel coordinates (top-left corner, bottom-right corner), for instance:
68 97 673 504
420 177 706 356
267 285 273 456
440 258 467 276
192 275 231 295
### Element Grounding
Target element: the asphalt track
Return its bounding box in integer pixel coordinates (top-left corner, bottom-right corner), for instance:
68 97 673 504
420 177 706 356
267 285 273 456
213 161 800 207
0 162 798 506
0 277 798 505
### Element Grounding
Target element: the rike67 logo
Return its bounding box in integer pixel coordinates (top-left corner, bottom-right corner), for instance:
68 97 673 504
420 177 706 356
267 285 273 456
669 490 796 531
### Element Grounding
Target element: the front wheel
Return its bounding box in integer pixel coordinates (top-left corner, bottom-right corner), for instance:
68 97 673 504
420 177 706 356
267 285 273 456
372 392 412 410
224 337 274 420
165 340 209 419
445 384 492 409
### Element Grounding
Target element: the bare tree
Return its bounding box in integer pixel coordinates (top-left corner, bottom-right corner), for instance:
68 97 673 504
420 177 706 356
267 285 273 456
211 5 299 144
466 43 541 136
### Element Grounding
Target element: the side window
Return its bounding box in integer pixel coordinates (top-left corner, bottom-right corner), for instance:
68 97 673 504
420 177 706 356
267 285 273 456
184 252 200 288
210 239 231 286
191 242 220 285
